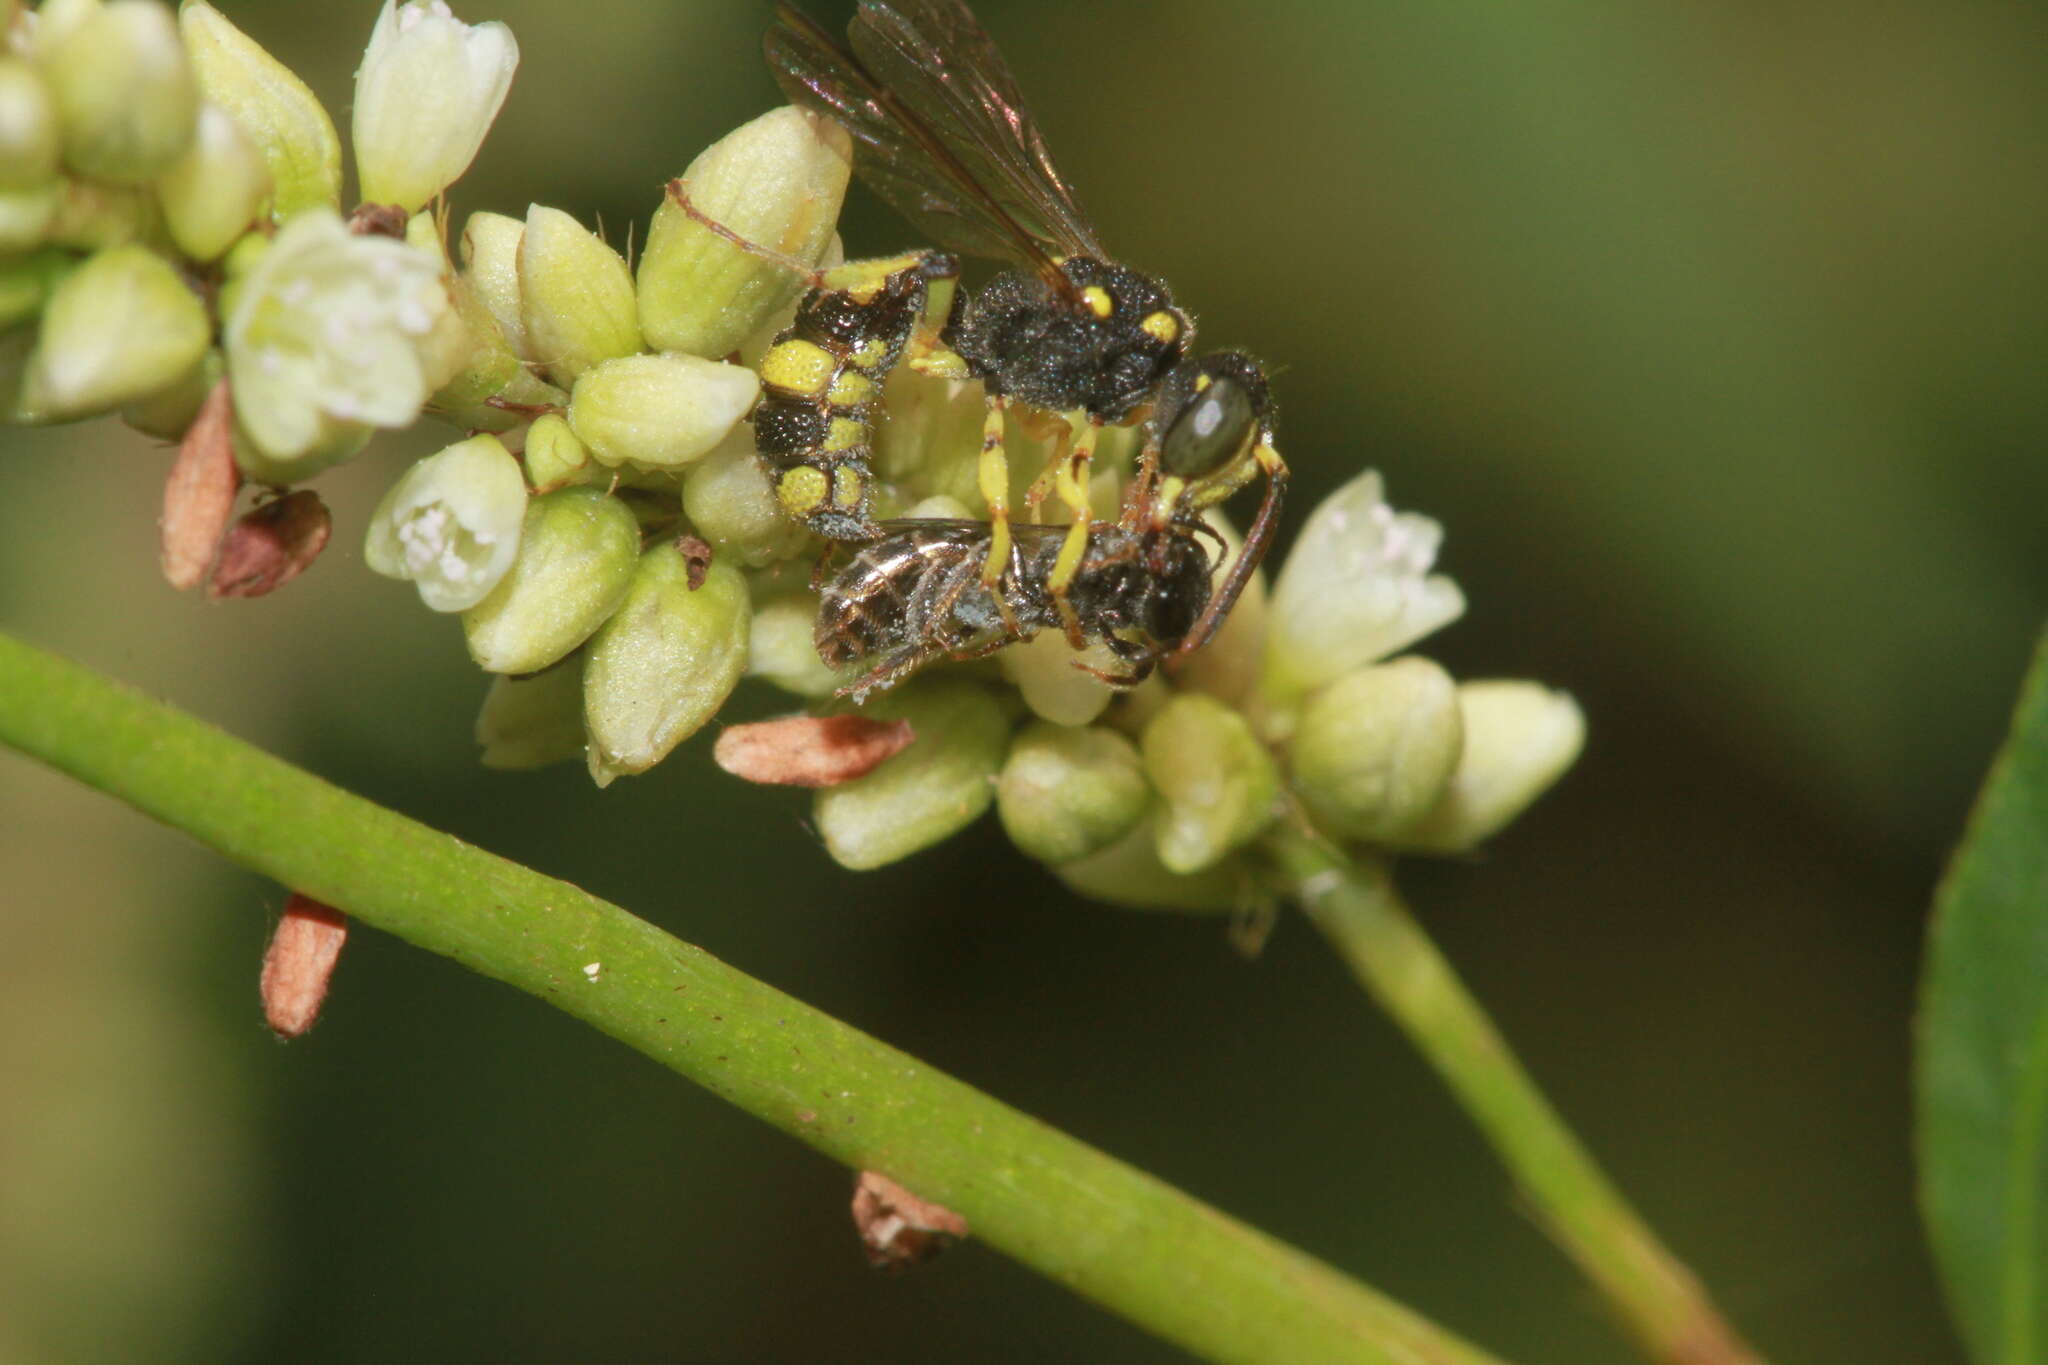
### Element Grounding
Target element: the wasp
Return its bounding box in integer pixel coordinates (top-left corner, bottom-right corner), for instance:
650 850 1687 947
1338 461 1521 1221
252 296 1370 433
816 349 1282 699
765 0 1287 631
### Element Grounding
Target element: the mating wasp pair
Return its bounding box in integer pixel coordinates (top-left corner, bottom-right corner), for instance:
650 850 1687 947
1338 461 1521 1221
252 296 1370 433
695 0 1290 696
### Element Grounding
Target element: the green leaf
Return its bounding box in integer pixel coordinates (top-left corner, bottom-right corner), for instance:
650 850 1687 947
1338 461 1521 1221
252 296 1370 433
1921 626 2048 1363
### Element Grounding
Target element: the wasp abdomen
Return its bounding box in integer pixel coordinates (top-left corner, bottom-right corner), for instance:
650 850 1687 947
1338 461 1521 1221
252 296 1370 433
754 250 958 542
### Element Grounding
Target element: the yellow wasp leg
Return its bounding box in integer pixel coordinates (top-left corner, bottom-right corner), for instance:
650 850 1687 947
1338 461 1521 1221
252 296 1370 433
976 394 1023 632
1044 416 1103 646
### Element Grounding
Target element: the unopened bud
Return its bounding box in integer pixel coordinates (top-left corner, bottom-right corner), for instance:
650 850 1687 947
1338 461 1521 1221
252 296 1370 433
637 107 850 357
0 182 59 252
1288 657 1463 843
28 0 102 57
363 433 527 611
567 352 757 471
1395 681 1585 854
352 0 517 214
746 589 843 698
19 243 208 421
582 545 750 785
681 429 810 566
461 486 640 674
715 714 915 788
0 246 73 329
458 208 528 357
476 661 586 770
1141 693 1281 875
208 488 331 599
998 632 1118 727
154 102 270 262
1262 472 1464 718
0 58 61 191
518 203 638 388
41 176 159 251
44 0 198 184
1055 815 1253 914
812 678 1009 870
261 893 347 1038
180 1 341 218
997 722 1149 865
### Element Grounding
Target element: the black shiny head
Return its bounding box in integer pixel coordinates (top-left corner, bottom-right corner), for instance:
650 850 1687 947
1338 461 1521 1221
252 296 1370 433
1155 350 1273 480
1136 531 1212 648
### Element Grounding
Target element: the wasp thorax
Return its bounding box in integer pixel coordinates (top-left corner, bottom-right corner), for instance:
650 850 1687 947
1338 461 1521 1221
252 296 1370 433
947 256 1189 423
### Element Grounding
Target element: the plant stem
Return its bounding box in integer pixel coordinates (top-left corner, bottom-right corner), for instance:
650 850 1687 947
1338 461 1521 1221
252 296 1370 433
1268 825 1768 1365
0 629 1507 1365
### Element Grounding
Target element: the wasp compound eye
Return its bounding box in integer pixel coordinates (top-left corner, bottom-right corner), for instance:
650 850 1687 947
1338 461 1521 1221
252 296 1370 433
1161 374 1257 479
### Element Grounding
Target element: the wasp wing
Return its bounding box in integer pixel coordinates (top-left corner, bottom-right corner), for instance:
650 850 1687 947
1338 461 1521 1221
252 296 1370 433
765 1 1104 273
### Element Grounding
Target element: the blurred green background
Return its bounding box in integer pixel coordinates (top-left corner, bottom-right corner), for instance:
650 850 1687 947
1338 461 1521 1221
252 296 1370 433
3 0 2043 1360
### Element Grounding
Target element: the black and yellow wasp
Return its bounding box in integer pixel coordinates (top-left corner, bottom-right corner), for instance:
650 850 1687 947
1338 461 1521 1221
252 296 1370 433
815 349 1279 699
759 0 1288 650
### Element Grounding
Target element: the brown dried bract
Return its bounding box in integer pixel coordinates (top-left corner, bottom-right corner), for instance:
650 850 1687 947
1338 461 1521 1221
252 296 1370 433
261 893 348 1038
713 714 914 788
852 1172 968 1271
161 377 240 591
676 533 714 591
209 490 332 599
347 203 409 238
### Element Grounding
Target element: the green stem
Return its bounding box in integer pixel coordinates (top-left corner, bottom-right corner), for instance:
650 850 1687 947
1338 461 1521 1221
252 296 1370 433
1268 826 1767 1365
0 628 1505 1365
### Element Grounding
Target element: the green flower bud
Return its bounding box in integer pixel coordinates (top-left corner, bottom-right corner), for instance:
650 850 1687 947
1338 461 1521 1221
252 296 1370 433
120 344 220 439
0 58 61 191
1288 657 1463 843
1141 693 1281 876
812 677 1010 870
1262 472 1465 721
352 0 517 214
44 0 198 184
1395 681 1585 854
518 203 637 388
998 722 1149 865
179 1 340 218
583 544 750 786
154 102 269 261
462 487 640 674
0 183 58 252
476 662 585 771
1055 814 1253 915
681 429 809 566
997 631 1116 726
224 208 447 466
745 588 842 698
0 246 73 329
30 0 103 55
363 433 527 611
637 107 850 357
400 210 501 400
18 243 207 421
522 412 588 489
567 352 757 470
230 414 370 486
458 208 527 358
41 176 159 250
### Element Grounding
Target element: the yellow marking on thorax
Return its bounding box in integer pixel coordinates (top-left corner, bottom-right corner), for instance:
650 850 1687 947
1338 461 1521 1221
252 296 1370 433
1081 285 1114 319
760 338 837 397
1141 310 1181 345
849 335 890 370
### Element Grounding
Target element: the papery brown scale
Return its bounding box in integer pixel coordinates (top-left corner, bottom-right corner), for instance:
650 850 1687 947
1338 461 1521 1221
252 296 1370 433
261 893 348 1038
851 1171 968 1271
713 714 914 788
208 489 331 599
161 377 240 591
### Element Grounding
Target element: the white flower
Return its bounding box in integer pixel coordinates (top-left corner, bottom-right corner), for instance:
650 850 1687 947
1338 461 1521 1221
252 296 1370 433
353 0 517 213
224 208 448 465
363 434 528 611
1261 471 1466 710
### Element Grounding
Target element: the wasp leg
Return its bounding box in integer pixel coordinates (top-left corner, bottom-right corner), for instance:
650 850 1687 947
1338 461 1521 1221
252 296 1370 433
974 394 1025 634
1175 436 1290 660
1041 415 1103 647
663 179 824 286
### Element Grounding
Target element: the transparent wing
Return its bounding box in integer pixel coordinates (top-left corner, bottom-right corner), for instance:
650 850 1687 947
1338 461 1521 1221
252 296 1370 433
765 1 1104 274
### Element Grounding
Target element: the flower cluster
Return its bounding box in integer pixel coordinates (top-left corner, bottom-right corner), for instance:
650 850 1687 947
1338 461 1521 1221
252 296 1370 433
7 0 1584 913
